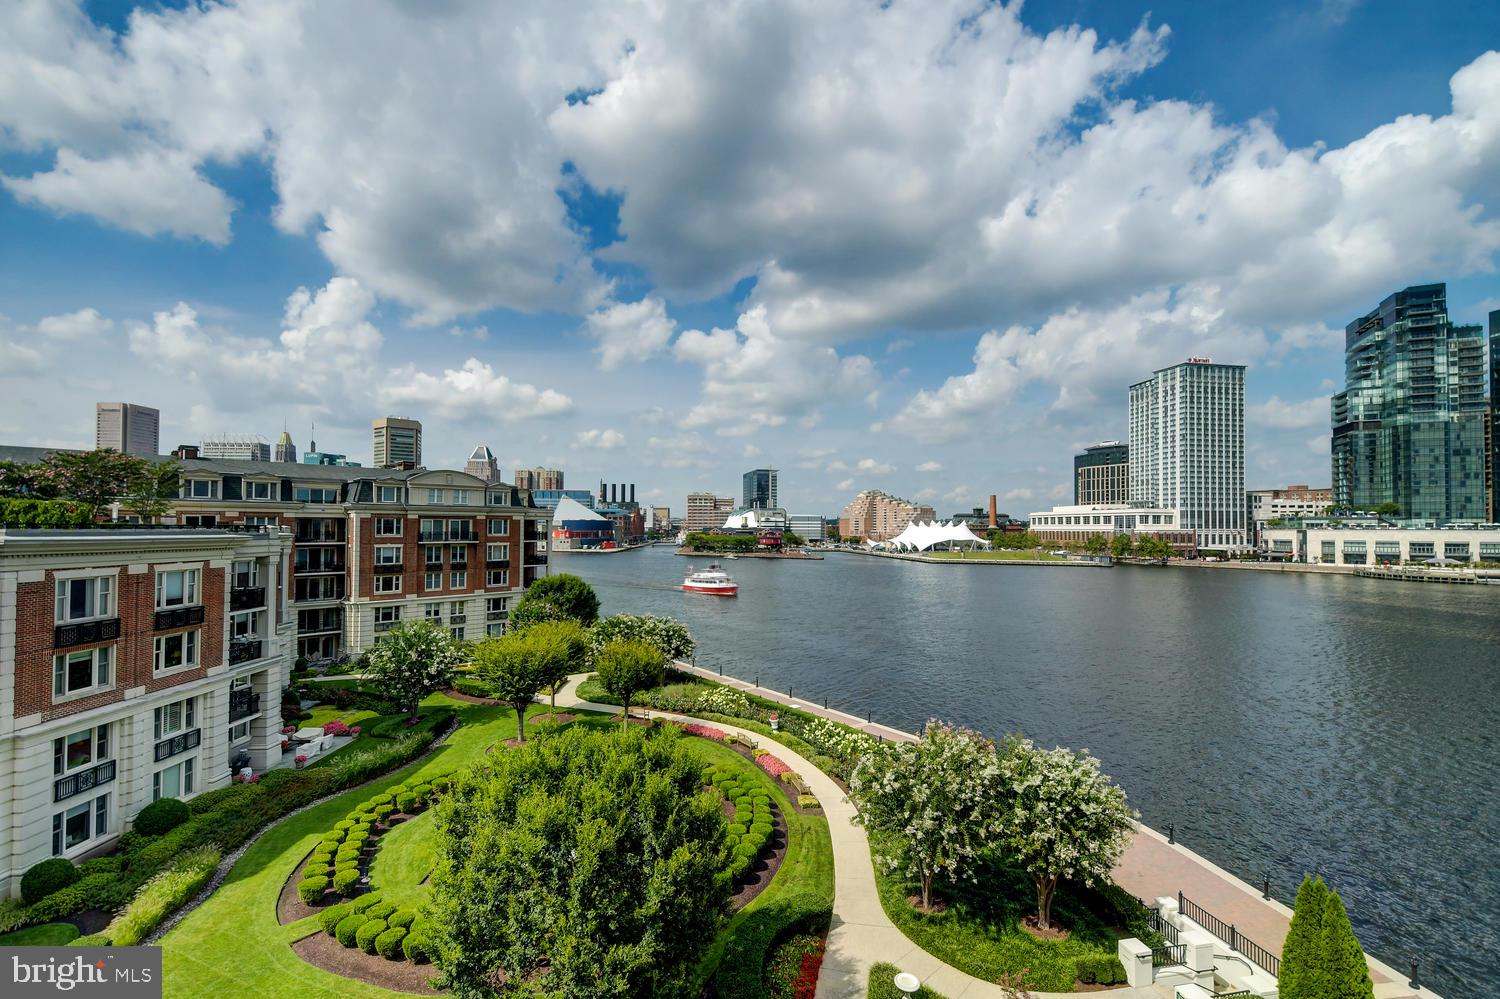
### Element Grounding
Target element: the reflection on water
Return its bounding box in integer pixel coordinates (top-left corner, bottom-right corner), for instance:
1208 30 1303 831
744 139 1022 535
564 547 1500 997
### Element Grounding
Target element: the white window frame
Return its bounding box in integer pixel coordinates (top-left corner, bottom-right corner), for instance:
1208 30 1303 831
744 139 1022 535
424 571 441 592
374 545 402 566
423 602 443 621
53 793 109 857
452 489 470 505
449 625 465 641
231 559 259 588
181 479 219 499
152 630 200 674
246 480 276 500
487 518 510 534
55 573 114 624
54 724 111 775
450 570 466 589
486 542 510 563
375 517 403 537
377 485 402 503
155 568 200 610
53 646 113 700
427 488 442 504
230 610 261 640
229 721 251 742
152 757 196 801
374 575 402 594
487 569 509 587
153 697 197 739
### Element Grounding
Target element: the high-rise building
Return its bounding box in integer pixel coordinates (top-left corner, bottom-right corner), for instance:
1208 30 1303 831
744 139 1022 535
514 467 564 491
684 492 737 533
274 430 298 463
837 489 936 541
1490 310 1499 523
201 435 271 461
465 444 500 483
1330 284 1487 522
95 402 159 457
372 417 422 468
742 468 778 509
1073 442 1128 505
1129 357 1246 550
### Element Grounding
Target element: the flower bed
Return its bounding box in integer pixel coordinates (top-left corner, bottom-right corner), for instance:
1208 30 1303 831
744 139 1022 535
680 721 730 741
756 753 792 779
765 932 824 999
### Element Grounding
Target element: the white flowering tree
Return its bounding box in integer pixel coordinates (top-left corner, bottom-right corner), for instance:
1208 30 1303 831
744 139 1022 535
993 738 1136 930
363 620 464 721
849 721 1006 910
587 614 695 667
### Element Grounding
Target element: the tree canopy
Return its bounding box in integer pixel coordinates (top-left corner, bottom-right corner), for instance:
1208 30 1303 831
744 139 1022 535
516 618 589 715
363 620 464 720
0 450 181 522
471 632 550 741
510 573 600 628
594 639 666 723
1280 876 1372 999
428 725 731 998
587 614 694 669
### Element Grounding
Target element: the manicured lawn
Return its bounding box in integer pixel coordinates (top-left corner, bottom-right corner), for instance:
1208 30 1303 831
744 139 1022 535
159 694 544 998
0 922 80 946
868 961 949 998
921 549 1065 561
868 831 1126 993
298 705 379 730
365 809 436 909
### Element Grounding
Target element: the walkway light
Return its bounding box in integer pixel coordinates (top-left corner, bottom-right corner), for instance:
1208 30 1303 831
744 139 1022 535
893 971 921 997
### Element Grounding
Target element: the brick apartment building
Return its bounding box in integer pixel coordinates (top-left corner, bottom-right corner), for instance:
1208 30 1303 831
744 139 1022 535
0 526 294 896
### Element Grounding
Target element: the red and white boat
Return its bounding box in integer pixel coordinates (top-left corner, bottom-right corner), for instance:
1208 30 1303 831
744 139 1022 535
681 563 738 596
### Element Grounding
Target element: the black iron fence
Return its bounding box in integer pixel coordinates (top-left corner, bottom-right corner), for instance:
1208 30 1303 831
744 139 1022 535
153 605 206 630
228 689 261 721
1179 892 1279 977
230 585 265 611
1151 944 1186 968
54 617 120 649
154 728 201 762
54 759 116 802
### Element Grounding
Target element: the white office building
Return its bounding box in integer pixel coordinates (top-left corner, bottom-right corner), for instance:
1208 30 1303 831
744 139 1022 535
1261 525 1500 566
1129 358 1247 550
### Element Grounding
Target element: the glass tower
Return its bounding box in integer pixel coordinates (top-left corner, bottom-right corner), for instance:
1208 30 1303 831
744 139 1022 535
1491 310 1499 522
1330 284 1486 522
741 468 778 509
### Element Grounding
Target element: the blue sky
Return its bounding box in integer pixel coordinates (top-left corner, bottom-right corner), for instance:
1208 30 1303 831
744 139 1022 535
2 0 1498 516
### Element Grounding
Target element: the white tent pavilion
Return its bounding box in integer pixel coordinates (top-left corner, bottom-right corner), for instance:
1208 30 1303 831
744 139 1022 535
885 520 992 552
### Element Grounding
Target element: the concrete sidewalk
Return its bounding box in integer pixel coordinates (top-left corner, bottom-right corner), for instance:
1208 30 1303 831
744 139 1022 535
554 674 1166 999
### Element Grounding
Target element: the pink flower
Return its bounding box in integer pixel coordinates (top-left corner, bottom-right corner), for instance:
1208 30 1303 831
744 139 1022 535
756 754 791 778
322 721 351 736
680 722 729 741
280 725 296 734
350 725 361 734
295 754 308 764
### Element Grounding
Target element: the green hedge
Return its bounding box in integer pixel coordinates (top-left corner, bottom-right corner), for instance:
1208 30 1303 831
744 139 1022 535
375 926 408 959
336 914 367 947
0 498 92 528
319 902 353 935
1074 954 1126 985
21 859 78 905
711 889 832 999
133 798 191 836
297 877 329 904
356 918 388 953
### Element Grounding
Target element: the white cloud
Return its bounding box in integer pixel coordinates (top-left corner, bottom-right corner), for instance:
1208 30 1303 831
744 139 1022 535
743 445 761 459
942 484 971 505
0 338 44 374
574 428 627 449
912 488 937 501
1004 487 1035 501
1249 395 1328 431
383 359 573 421
448 324 490 341
645 433 712 469
856 458 894 475
4 147 232 244
835 477 855 491
914 460 943 473
584 296 676 370
35 307 112 341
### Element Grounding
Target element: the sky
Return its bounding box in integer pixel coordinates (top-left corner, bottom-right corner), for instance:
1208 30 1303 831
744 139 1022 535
2 0 1498 517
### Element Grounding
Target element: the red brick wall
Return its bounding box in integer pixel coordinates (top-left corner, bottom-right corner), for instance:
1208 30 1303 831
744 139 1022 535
14 564 224 722
356 513 521 600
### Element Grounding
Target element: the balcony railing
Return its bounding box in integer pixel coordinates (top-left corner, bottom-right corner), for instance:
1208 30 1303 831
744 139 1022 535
154 605 206 631
54 617 120 649
486 609 508 622
523 524 546 541
153 728 201 763
54 759 117 802
373 561 404 574
419 528 477 542
486 557 509 568
228 689 261 722
449 558 468 569
229 638 263 665
230 585 266 611
374 619 399 634
294 559 345 574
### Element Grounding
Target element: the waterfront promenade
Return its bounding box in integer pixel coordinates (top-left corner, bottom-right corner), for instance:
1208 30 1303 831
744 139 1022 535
668 663 1441 999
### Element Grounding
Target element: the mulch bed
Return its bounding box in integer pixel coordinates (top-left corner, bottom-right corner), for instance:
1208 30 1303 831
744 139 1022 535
726 801 788 911
66 908 112 935
442 689 503 705
1020 915 1071 941
906 894 949 916
276 814 413 925
292 928 440 995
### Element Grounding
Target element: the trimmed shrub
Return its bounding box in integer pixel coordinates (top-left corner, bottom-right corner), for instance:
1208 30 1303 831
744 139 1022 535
27 872 127 921
749 822 772 838
797 794 820 809
335 913 367 947
733 842 759 859
402 924 434 963
77 856 123 877
297 877 329 904
99 846 220 947
388 908 416 929
134 798 191 836
350 893 383 913
356 918 388 953
396 793 417 813
319 902 352 934
375 926 408 959
728 823 748 837
1074 955 1125 985
367 900 396 921
21 858 78 905
371 792 395 805
333 869 362 894
334 861 359 875
373 804 394 822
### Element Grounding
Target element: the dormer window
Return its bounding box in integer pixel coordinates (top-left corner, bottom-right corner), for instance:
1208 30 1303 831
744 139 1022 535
181 479 219 499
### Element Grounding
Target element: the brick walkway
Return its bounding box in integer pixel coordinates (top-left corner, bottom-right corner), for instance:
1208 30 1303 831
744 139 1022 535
673 663 1443 999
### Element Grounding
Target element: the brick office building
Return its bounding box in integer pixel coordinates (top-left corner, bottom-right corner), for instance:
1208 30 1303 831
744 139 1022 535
0 526 294 896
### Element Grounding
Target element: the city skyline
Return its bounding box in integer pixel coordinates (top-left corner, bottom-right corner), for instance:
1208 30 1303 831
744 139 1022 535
2 3 1499 514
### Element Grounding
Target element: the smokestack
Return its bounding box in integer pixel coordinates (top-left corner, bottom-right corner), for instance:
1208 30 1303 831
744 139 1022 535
629 483 635 504
988 495 997 529
619 482 626 505
599 480 607 503
610 483 617 504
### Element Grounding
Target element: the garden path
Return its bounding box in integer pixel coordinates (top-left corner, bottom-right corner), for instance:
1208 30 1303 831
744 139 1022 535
554 674 1170 999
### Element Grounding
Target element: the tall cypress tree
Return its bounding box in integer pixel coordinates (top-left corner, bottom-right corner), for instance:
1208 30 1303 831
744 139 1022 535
1320 890 1375 999
1279 875 1329 999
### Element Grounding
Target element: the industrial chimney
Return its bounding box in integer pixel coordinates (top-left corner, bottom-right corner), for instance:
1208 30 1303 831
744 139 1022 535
609 483 617 504
988 495 998 529
629 483 636 504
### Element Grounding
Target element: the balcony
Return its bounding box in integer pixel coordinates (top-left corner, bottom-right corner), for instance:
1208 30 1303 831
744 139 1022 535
230 585 266 611
449 557 468 569
54 759 117 803
154 605 207 631
153 728 201 763
419 528 476 542
486 557 509 568
523 524 546 541
229 638 263 665
526 554 549 566
373 561 404 574
294 559 345 575
486 609 508 622
374 619 399 634
54 617 120 649
228 689 261 722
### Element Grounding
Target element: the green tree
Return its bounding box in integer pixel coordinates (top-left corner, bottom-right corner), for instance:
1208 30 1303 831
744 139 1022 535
34 449 144 521
363 620 463 721
520 618 588 715
1084 533 1108 554
849 721 1006 911
992 737 1135 930
510 572 600 627
471 632 548 742
124 460 181 524
0 460 44 498
1110 533 1134 558
1321 889 1374 999
594 639 666 723
1280 875 1330 999
783 531 804 547
587 614 695 668
1373 501 1400 517
428 725 730 999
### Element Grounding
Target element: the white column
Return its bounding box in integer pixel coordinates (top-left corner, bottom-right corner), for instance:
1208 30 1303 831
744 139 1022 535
1117 938 1153 988
249 669 281 771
